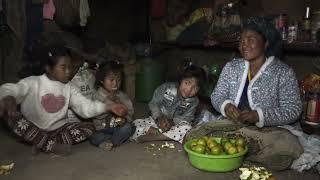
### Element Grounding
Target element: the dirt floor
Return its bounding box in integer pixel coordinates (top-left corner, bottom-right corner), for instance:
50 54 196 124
1 103 319 180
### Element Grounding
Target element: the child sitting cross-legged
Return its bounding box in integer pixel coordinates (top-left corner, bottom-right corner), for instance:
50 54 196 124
89 60 135 151
0 45 127 155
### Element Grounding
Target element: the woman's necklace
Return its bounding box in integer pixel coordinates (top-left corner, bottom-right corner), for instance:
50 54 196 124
248 68 252 81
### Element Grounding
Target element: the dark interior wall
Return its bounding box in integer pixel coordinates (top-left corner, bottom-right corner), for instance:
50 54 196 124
86 0 148 43
153 48 319 82
239 0 320 19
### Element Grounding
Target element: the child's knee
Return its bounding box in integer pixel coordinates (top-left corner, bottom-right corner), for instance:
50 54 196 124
120 123 135 135
89 132 105 146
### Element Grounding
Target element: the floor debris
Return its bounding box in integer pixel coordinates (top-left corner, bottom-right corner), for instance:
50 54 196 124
144 142 181 156
0 163 14 175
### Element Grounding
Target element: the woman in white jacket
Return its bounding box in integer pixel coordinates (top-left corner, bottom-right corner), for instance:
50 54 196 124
0 45 127 155
211 17 302 127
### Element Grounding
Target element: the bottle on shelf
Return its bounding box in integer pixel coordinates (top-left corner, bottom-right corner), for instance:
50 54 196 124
300 6 312 42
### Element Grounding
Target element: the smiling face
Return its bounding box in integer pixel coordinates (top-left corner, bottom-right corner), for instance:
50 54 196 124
102 71 122 93
178 77 199 98
239 29 267 62
46 56 72 83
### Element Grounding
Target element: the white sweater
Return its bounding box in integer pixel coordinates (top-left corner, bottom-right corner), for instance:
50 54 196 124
0 74 106 130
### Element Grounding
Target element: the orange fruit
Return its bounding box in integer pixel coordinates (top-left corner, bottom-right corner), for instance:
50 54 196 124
202 136 209 141
208 137 217 143
207 141 217 149
227 146 238 155
197 139 206 147
224 142 233 151
190 141 198 147
211 146 222 155
193 145 205 154
236 145 245 153
236 137 246 147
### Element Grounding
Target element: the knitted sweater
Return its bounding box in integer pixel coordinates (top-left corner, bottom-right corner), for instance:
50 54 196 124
0 74 106 130
211 56 302 127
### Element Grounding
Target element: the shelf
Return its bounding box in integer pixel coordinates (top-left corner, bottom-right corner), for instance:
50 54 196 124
155 41 320 56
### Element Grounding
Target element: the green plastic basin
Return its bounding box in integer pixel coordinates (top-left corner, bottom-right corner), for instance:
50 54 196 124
183 138 248 172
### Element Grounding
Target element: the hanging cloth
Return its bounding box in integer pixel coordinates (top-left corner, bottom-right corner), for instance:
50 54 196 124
43 0 55 20
79 0 90 27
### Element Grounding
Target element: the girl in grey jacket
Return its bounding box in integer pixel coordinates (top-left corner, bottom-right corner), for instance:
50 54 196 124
131 65 206 143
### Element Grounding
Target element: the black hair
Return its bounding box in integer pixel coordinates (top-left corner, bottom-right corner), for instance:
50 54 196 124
178 64 207 90
94 60 124 89
242 17 283 59
18 44 71 78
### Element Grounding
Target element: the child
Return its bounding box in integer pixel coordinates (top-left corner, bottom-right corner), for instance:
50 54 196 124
89 61 135 151
0 45 127 155
131 64 206 143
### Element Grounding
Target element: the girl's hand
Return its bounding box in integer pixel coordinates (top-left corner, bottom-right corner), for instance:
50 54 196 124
238 110 259 124
225 103 241 121
158 116 174 132
109 103 128 117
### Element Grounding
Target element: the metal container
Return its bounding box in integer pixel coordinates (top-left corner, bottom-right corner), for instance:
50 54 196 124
303 92 320 125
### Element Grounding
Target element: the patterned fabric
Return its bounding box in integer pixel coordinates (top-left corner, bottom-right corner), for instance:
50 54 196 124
211 56 302 127
131 82 198 143
4 116 94 152
243 17 282 58
131 117 191 143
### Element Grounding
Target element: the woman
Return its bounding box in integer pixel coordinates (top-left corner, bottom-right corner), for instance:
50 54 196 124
211 17 302 127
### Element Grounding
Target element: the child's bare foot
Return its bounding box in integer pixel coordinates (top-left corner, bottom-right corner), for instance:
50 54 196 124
99 142 113 151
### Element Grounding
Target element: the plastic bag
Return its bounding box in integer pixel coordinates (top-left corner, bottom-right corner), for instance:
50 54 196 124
196 109 217 125
280 124 320 173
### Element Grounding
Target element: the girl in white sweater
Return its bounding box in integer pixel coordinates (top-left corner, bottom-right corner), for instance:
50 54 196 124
0 45 128 155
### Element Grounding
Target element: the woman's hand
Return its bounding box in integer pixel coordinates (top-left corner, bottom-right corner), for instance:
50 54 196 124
109 103 128 117
225 103 241 121
238 110 259 124
157 116 174 132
